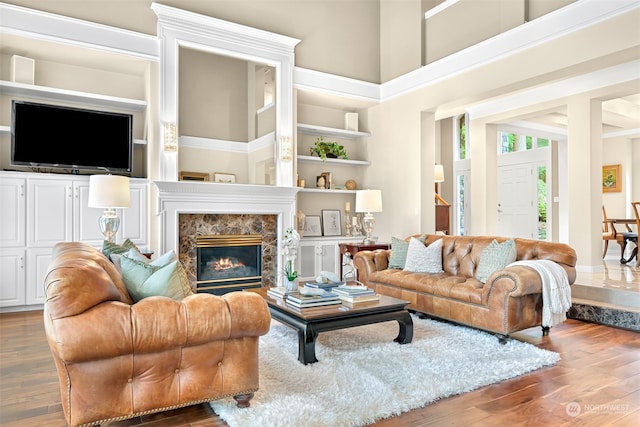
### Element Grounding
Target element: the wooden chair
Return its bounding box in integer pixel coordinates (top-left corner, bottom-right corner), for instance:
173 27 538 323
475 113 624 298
602 205 623 258
620 202 640 264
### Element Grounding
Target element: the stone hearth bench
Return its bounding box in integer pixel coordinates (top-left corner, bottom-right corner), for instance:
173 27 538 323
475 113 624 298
353 234 577 341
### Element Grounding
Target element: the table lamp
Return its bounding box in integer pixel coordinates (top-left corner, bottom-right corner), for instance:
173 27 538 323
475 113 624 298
356 189 382 245
434 164 449 205
88 174 130 242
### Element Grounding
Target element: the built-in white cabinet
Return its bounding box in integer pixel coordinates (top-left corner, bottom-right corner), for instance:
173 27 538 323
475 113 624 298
296 236 362 283
0 249 26 307
0 177 26 247
0 171 148 309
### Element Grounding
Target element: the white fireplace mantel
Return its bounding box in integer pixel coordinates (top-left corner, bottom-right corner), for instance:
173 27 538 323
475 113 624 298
154 181 300 256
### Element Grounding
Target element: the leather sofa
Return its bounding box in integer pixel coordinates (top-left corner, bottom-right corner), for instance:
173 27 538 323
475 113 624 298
354 235 577 340
43 242 271 427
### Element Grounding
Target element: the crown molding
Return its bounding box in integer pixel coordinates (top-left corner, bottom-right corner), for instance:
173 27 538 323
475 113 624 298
150 2 300 58
294 67 379 105
381 0 640 102
0 2 159 60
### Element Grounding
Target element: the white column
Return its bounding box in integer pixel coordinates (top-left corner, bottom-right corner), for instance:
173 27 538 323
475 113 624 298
567 95 602 271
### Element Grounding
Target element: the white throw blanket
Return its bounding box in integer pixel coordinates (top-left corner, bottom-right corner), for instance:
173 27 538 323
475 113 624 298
508 260 572 328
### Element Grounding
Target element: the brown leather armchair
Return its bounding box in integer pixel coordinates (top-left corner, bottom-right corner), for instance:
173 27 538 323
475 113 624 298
44 242 271 427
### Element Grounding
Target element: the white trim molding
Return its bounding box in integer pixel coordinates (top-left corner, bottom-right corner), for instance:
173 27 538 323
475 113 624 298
382 0 640 102
0 2 159 60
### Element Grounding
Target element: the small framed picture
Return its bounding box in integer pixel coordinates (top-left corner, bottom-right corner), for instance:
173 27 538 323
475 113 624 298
602 164 621 193
304 215 322 237
179 171 209 181
213 172 236 183
321 209 342 236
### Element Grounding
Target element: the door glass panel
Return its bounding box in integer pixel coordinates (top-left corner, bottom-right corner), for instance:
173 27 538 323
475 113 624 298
537 165 547 240
457 174 466 235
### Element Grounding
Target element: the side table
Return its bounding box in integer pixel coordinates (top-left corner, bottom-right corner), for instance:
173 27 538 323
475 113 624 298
339 242 391 280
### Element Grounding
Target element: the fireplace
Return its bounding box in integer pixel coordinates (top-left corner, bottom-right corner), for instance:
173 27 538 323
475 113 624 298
196 234 263 295
154 180 299 291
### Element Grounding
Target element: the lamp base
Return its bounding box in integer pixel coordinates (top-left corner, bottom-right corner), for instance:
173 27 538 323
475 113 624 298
362 212 376 245
98 208 120 243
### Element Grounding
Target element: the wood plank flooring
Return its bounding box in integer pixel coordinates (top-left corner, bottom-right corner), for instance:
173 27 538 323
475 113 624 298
1 310 638 426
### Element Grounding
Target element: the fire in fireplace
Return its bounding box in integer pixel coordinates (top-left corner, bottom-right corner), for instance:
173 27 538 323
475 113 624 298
196 234 262 295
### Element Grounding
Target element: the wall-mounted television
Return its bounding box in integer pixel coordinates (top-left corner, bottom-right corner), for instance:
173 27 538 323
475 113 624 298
11 100 133 173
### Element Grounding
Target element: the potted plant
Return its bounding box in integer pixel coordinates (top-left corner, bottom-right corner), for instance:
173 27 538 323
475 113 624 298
281 228 300 290
310 136 348 160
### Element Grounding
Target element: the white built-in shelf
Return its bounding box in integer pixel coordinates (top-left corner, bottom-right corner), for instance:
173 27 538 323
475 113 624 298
297 123 370 139
133 139 147 145
0 80 147 112
297 155 371 166
298 188 356 194
0 125 9 134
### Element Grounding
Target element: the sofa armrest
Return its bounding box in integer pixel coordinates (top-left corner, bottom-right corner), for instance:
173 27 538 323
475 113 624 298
353 249 390 285
482 265 544 303
45 292 271 363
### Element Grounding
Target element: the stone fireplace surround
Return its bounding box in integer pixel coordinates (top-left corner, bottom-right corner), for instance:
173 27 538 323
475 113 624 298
154 180 299 289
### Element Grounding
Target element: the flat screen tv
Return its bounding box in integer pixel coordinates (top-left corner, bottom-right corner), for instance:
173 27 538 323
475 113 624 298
11 100 133 173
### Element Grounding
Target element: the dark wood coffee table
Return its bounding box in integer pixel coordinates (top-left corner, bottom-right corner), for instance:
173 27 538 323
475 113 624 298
248 287 413 364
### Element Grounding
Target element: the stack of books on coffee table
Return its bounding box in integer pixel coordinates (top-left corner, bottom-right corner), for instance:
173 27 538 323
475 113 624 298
332 285 380 304
285 292 342 308
267 287 298 299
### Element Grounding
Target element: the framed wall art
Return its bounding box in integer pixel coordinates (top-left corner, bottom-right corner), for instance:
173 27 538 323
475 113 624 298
304 215 322 237
321 209 342 236
602 164 621 193
213 172 236 183
179 171 209 181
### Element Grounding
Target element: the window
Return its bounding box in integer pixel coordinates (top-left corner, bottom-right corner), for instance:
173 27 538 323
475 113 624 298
500 132 549 153
456 114 467 160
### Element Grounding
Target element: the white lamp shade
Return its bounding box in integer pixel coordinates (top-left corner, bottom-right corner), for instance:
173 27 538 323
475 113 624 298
434 164 445 182
355 189 382 213
88 175 130 208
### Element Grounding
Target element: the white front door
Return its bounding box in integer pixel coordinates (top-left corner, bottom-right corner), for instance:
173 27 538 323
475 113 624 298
497 164 537 238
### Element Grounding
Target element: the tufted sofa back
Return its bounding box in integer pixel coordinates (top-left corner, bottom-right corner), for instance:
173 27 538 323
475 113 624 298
418 234 577 283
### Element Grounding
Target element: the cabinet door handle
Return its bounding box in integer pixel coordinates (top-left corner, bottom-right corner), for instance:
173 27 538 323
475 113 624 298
20 256 24 269
20 184 24 197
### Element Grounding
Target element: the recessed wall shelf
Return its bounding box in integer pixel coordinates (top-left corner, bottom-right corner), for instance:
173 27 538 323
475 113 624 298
297 155 371 166
297 123 370 139
0 80 147 112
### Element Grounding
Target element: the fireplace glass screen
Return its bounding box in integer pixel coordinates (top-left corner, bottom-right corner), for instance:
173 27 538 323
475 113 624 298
196 234 262 295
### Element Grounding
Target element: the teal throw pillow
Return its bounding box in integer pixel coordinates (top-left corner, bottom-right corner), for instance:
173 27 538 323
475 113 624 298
404 237 443 273
102 238 139 261
389 235 426 269
119 256 193 302
475 239 517 284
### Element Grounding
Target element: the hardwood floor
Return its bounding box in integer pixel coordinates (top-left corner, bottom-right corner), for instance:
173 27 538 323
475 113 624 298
1 311 638 427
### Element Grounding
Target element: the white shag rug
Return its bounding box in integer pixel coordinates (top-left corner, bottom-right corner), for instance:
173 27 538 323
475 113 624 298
210 315 559 427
